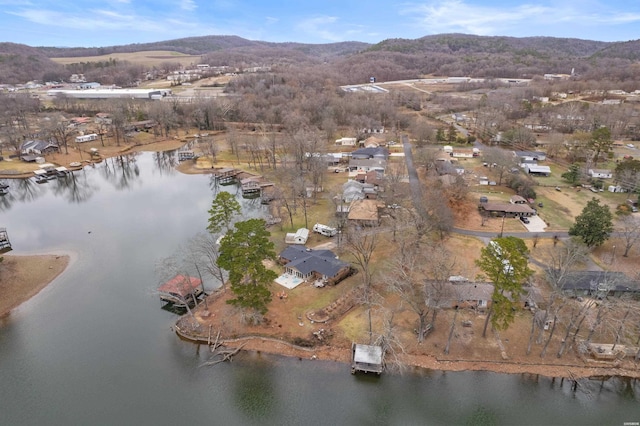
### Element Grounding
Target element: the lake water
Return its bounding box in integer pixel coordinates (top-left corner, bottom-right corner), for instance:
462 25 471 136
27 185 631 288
1 152 638 426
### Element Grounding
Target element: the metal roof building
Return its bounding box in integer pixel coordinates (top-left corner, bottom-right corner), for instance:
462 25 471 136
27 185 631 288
47 88 172 100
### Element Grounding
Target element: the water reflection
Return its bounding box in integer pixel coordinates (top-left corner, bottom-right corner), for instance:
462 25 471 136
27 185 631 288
152 150 178 175
50 171 96 203
100 154 141 190
232 354 278 423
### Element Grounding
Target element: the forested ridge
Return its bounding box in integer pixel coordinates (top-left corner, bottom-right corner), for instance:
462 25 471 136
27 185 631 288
0 33 639 85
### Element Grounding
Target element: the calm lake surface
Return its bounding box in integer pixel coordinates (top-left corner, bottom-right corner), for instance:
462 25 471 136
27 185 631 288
1 152 638 426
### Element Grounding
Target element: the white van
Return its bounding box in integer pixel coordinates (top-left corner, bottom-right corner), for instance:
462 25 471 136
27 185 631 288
313 223 337 237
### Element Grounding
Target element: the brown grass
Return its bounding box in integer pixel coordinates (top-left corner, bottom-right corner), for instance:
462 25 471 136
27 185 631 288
50 51 202 68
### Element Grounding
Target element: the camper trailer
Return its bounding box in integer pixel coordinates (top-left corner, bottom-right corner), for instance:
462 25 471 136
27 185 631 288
313 223 338 237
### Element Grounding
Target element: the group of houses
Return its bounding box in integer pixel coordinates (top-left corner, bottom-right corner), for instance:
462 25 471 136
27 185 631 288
514 150 552 177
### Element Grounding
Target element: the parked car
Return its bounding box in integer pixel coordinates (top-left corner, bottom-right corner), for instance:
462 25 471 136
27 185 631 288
520 216 530 224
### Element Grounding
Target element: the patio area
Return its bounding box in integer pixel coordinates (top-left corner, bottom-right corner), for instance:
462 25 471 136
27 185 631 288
275 273 305 289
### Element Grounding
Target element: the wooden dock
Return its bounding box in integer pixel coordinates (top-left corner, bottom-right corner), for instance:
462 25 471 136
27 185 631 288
0 228 12 254
212 168 240 185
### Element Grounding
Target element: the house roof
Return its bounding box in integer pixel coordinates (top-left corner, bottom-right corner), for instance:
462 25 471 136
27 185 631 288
514 150 546 158
349 158 387 170
510 195 527 203
481 202 535 214
526 164 551 173
158 275 202 298
348 199 381 222
20 139 58 152
561 271 640 293
351 147 389 159
279 245 349 277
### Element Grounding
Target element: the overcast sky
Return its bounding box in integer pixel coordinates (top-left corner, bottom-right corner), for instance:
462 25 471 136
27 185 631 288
1 0 639 47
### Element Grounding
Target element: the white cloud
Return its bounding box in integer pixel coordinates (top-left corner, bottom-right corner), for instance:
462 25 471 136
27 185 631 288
295 16 344 42
180 0 197 11
403 0 640 36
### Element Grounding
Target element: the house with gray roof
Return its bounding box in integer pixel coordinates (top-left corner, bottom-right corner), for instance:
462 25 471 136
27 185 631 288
20 139 59 159
556 271 639 298
278 245 351 285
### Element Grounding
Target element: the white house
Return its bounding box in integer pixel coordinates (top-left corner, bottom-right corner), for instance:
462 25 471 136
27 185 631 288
588 169 612 179
335 137 357 146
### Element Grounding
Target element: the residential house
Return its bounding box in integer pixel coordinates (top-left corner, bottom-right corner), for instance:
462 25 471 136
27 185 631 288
278 245 351 285
443 282 494 310
335 137 357 147
20 140 59 161
557 271 640 299
350 147 389 160
348 199 381 226
348 158 387 173
588 169 613 179
361 126 385 135
342 180 367 203
354 170 383 188
361 136 386 148
451 148 479 158
480 202 536 218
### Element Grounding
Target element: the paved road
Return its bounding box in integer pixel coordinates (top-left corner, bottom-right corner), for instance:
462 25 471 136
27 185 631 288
403 135 428 220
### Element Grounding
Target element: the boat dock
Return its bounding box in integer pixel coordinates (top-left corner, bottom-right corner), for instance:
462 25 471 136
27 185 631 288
0 228 12 254
351 343 383 375
212 168 240 185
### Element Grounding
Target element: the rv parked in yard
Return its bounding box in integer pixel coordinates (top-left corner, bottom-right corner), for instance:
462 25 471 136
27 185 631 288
313 223 338 237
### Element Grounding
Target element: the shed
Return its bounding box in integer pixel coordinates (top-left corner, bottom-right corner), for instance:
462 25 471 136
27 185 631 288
351 343 383 374
284 228 309 245
524 164 551 176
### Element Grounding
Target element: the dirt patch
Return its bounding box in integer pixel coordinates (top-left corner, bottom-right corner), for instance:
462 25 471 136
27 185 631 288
0 254 69 317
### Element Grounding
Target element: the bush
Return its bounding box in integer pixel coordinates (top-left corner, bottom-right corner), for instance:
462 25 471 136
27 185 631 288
506 174 537 199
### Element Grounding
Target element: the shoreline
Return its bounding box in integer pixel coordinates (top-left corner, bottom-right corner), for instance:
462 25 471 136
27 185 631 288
174 319 640 381
0 253 72 318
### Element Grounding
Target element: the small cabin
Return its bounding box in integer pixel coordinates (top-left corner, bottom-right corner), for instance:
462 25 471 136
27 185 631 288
351 343 383 375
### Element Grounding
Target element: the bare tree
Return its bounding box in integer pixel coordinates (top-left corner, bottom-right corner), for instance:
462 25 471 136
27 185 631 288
345 229 378 343
386 242 432 343
544 238 589 291
617 215 640 257
188 232 228 293
482 146 519 185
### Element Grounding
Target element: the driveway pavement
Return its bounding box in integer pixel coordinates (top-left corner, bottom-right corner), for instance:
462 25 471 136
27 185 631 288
522 215 547 233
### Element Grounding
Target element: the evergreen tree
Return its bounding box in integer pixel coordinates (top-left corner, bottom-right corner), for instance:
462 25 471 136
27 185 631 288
217 219 277 318
561 163 581 185
207 191 241 234
569 198 613 247
476 237 533 337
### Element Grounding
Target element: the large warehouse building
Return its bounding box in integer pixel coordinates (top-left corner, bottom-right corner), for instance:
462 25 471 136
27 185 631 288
47 88 172 100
